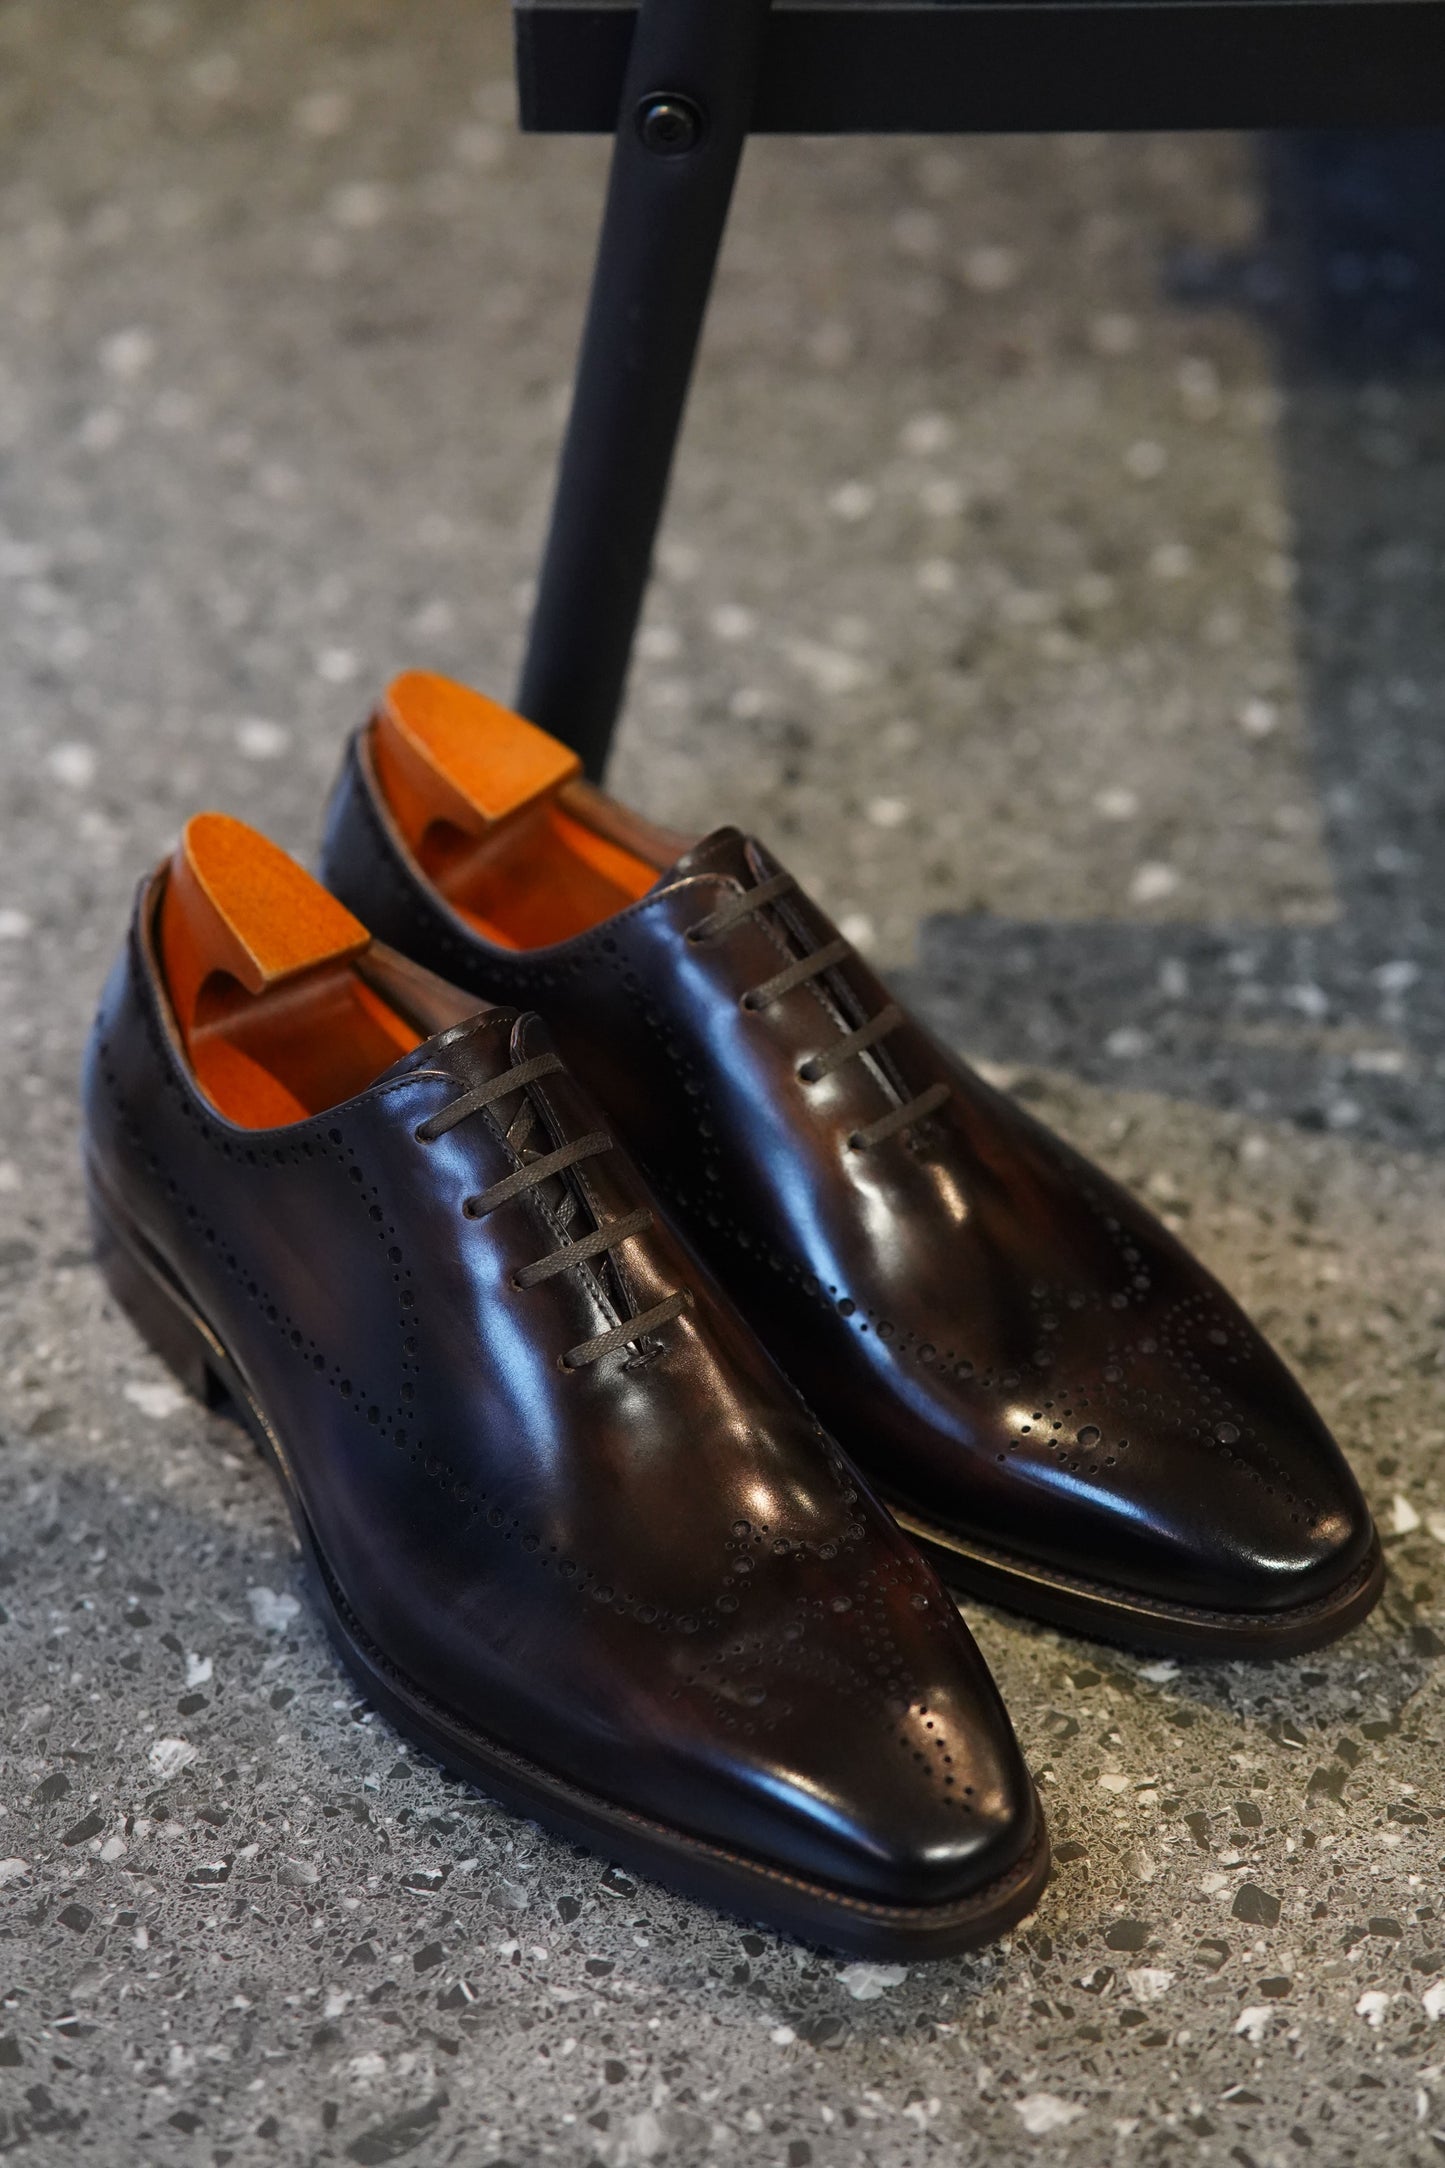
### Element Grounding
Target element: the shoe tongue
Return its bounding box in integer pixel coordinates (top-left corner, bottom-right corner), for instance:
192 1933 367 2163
658 825 775 890
374 1007 599 1255
374 1007 545 1095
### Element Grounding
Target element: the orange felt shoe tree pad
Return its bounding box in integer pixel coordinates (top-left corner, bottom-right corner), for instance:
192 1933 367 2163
372 672 661 950
160 813 420 1128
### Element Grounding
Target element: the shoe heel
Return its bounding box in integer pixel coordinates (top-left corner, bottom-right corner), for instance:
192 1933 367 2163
86 1169 228 1410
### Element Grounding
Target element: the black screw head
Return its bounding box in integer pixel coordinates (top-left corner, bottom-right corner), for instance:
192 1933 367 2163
636 93 705 156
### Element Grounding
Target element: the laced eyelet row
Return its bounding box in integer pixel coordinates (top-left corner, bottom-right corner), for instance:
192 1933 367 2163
411 1048 690 1367
683 875 951 1153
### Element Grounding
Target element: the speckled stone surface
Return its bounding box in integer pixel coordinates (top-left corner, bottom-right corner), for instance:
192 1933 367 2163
2 4 1444 2163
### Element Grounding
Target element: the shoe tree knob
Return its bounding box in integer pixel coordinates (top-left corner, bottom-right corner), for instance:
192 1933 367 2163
372 670 580 843
161 813 371 1038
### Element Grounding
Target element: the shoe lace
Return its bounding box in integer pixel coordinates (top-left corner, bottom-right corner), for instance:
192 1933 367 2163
685 872 949 1151
415 1049 690 1367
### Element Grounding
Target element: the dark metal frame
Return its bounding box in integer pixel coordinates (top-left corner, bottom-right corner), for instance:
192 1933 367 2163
518 0 1445 136
513 0 1445 773
516 0 774 773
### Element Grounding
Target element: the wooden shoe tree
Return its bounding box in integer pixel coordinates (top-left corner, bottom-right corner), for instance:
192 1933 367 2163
370 671 692 951
160 814 423 1128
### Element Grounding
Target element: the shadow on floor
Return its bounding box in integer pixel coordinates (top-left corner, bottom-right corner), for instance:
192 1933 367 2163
909 131 1445 1152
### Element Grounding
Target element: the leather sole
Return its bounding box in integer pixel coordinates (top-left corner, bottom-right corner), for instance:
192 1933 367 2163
888 1501 1385 1659
86 1160 1050 1958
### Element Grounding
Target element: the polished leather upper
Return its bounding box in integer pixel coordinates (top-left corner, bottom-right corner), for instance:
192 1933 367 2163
323 729 1376 1621
82 873 1037 1908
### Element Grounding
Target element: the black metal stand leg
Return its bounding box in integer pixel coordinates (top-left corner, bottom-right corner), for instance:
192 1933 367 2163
516 0 774 777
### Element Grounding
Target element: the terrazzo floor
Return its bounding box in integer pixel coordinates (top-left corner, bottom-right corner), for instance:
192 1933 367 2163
1 4 1443 2164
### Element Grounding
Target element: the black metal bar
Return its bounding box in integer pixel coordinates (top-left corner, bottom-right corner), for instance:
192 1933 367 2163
516 0 774 775
514 0 1445 136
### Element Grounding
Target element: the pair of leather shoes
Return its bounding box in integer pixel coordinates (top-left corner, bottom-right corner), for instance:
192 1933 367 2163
82 670 1380 1959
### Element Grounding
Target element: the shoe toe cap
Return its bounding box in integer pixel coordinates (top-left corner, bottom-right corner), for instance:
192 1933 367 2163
1133 1352 1374 1615
714 1605 1041 1913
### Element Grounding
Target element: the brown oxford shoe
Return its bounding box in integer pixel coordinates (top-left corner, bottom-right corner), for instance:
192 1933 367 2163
319 672 1383 1659
82 812 1047 1956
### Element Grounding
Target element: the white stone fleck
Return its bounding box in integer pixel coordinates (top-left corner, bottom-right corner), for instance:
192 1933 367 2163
124 1378 189 1420
1124 439 1168 481
148 1737 199 1779
1425 1512 1445 1547
827 480 876 522
769 2025 796 2046
1351 1046 1407 1077
729 687 769 720
655 539 700 582
962 245 1021 292
1392 1494 1422 1536
98 327 156 380
0 1860 28 1886
236 719 291 760
867 797 909 830
408 598 454 639
1094 786 1139 821
839 913 876 952
1129 861 1181 905
784 640 870 697
1014 2094 1084 2134
709 603 755 642
1126 1968 1174 2003
1423 1982 1445 2021
453 124 504 170
899 411 955 456
1234 2006 1275 2043
1355 1990 1392 2026
189 51 240 99
316 646 360 684
0 910 32 940
1238 696 1279 738
1097 1772 1130 1794
838 1961 908 2001
248 1586 301 1634
1150 541 1195 581
624 2111 667 2160
1105 1027 1153 1061
48 742 97 789
185 1653 213 1688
